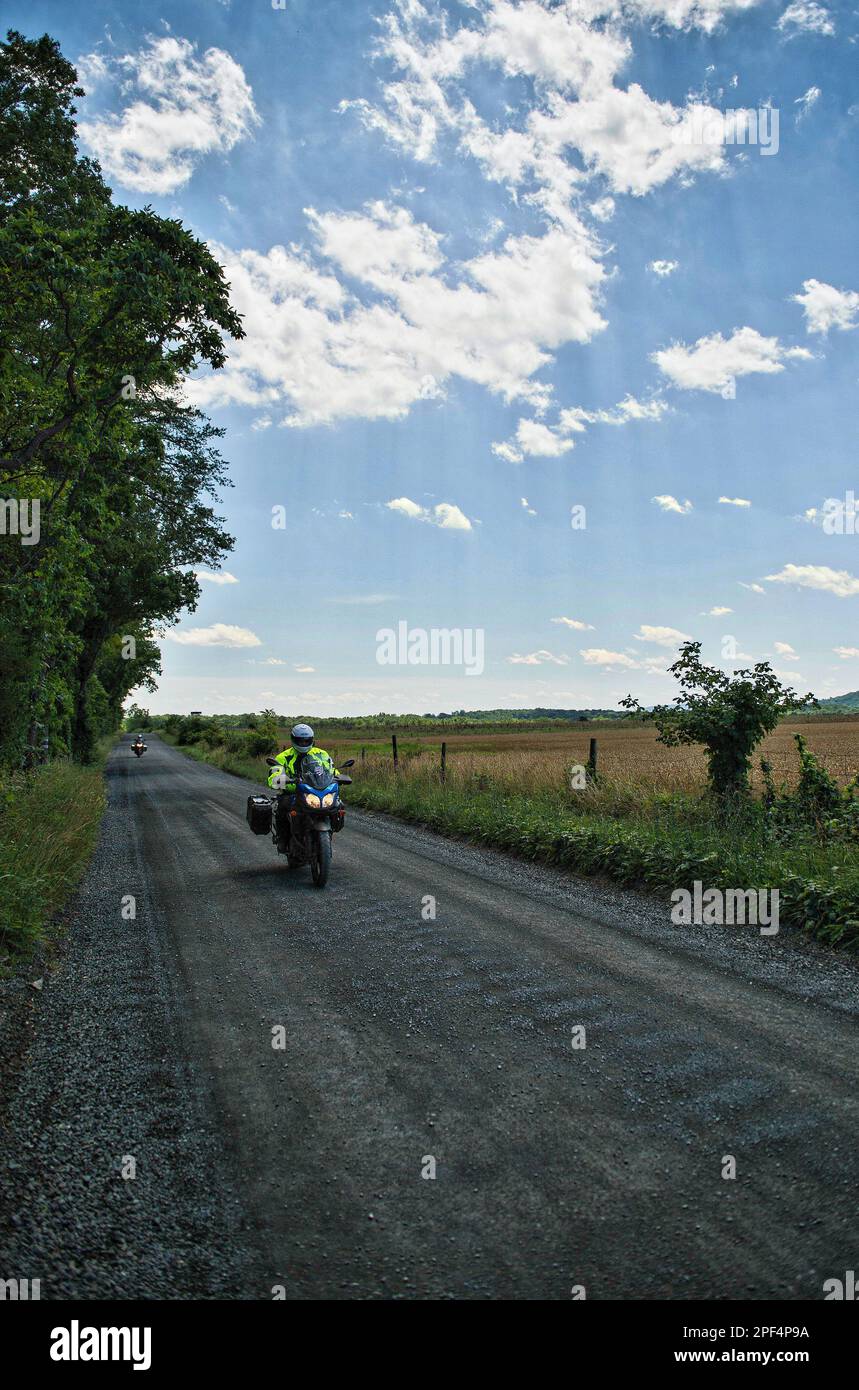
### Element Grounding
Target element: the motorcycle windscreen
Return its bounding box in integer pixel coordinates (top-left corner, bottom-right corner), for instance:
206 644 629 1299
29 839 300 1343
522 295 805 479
296 754 335 791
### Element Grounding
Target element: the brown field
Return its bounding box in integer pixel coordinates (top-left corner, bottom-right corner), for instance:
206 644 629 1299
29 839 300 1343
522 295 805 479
321 716 859 796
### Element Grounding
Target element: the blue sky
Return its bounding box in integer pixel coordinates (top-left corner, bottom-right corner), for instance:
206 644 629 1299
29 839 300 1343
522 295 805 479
15 0 859 713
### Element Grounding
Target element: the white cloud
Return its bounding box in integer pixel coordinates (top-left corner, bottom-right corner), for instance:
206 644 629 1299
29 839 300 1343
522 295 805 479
521 497 537 515
308 200 444 290
386 496 425 521
703 606 733 615
627 1 766 32
495 392 667 461
294 664 316 673
516 418 577 457
560 394 669 428
638 655 673 674
75 52 111 89
765 564 859 598
386 497 473 530
649 259 678 276
492 440 525 464
507 649 570 665
77 36 258 194
834 646 859 659
522 86 744 200
792 279 859 334
794 85 821 123
634 624 691 647
193 569 239 585
189 210 606 427
774 641 799 659
182 3 788 435
480 216 506 245
365 1 632 114
580 647 638 668
719 495 751 507
552 616 595 631
589 196 616 221
434 501 474 530
652 494 693 513
345 0 762 237
653 326 811 393
777 2 835 36
740 581 766 594
163 623 262 647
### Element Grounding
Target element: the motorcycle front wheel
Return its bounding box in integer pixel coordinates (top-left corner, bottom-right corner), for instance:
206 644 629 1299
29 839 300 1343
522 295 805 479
310 829 331 887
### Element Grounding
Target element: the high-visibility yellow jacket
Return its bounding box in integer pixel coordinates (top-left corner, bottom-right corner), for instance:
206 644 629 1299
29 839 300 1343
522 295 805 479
267 745 338 791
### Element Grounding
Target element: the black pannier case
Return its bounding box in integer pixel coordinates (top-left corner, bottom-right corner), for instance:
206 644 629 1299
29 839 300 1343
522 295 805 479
246 795 273 834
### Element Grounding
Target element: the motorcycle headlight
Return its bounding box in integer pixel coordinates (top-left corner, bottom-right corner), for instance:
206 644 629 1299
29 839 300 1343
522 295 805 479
304 792 321 809
322 793 335 808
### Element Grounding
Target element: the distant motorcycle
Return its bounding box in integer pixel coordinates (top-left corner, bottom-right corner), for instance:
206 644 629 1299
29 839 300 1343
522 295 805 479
132 737 147 758
246 753 355 887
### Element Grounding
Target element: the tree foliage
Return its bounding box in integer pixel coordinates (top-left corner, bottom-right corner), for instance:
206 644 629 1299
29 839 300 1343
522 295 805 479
0 30 241 764
621 641 817 800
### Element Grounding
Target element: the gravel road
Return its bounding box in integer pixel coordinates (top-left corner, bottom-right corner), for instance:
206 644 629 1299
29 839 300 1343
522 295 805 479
1 733 857 1300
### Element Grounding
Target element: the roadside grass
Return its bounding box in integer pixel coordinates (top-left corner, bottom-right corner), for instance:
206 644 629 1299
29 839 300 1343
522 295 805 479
168 735 859 948
0 739 114 960
343 753 859 948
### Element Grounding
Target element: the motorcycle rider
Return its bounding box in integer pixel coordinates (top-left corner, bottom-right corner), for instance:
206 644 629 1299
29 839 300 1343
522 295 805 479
268 723 339 849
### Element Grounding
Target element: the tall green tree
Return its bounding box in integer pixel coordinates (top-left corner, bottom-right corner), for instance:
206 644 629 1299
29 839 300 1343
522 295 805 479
0 30 243 765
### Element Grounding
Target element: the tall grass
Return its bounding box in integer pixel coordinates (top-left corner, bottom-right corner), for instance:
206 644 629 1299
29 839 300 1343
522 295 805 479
0 758 108 960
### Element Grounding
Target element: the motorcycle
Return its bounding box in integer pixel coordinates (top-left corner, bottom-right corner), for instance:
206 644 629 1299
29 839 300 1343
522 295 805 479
246 753 355 888
132 739 147 758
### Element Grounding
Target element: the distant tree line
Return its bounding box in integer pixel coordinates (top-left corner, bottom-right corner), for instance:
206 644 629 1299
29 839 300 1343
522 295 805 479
130 708 628 740
0 31 241 766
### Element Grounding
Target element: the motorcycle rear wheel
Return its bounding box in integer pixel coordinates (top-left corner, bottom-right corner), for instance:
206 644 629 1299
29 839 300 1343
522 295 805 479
310 830 331 887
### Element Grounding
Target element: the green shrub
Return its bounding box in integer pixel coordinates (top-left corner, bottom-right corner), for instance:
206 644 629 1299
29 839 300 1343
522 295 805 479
622 641 816 801
243 730 278 758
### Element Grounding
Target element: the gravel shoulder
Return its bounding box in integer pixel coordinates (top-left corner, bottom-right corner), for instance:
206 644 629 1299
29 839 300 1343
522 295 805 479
0 742 264 1299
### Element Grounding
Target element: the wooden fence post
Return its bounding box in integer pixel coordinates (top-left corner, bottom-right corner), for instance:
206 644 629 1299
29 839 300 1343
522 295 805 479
440 741 447 783
361 746 365 763
587 737 598 782
392 734 399 770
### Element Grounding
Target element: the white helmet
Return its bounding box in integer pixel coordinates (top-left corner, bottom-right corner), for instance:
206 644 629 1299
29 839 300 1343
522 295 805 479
291 723 314 752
